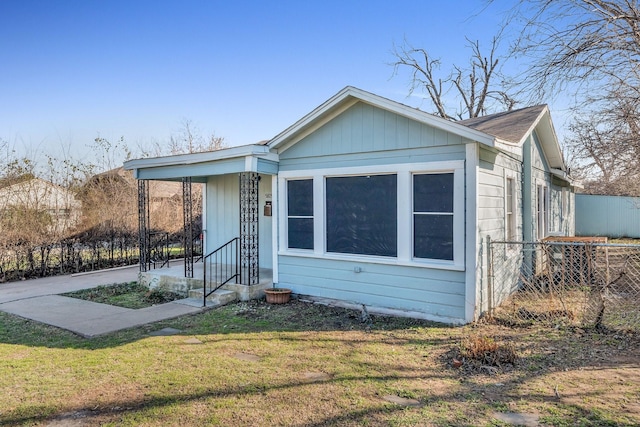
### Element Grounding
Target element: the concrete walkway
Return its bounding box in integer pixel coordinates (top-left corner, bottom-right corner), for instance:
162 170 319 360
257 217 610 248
0 266 204 337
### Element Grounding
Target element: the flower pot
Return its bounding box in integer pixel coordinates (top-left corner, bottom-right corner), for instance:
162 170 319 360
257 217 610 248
264 288 292 304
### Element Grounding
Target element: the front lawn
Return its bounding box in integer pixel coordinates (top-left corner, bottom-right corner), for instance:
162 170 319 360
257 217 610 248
0 299 638 426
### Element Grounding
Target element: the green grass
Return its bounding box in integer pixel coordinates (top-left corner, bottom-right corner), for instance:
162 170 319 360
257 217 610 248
61 282 182 309
0 299 638 426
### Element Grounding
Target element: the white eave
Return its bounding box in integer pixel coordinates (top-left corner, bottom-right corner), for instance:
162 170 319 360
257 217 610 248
123 144 278 171
267 86 496 151
533 108 565 171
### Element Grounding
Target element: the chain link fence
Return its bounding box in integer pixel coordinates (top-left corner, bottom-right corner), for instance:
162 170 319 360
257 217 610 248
489 239 640 332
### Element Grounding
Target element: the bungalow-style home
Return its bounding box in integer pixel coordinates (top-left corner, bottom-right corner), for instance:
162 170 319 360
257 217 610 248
124 86 576 324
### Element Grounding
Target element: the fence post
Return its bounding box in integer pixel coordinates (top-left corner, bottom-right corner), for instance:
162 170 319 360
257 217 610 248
487 235 493 317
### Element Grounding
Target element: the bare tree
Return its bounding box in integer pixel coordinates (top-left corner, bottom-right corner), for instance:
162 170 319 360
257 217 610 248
168 119 227 154
565 92 640 195
391 34 517 120
507 0 640 104
505 0 640 194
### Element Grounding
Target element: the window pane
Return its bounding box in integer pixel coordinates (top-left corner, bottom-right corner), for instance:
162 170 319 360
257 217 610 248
414 214 454 260
288 218 314 250
414 173 453 213
326 174 397 257
506 178 513 215
287 179 313 216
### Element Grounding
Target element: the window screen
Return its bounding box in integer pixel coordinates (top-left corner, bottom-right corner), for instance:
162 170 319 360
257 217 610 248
413 173 454 260
326 174 397 257
287 179 313 249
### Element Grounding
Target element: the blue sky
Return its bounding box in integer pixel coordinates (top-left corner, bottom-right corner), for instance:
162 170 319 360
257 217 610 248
1 0 532 164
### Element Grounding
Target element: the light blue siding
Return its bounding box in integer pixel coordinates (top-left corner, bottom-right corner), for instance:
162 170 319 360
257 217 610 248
280 101 468 166
477 147 523 312
576 194 640 238
205 175 239 252
275 101 469 323
528 132 574 237
278 255 466 320
279 145 466 171
205 174 273 268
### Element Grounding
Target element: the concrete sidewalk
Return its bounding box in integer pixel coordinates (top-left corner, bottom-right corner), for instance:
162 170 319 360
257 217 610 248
0 266 204 337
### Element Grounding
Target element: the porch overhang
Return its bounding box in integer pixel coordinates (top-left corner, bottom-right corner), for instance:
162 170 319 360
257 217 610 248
123 144 279 182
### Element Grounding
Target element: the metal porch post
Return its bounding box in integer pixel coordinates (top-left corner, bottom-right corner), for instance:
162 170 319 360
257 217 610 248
183 177 194 278
137 179 150 272
239 172 259 285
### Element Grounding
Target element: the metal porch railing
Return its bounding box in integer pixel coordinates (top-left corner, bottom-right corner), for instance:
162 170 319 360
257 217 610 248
203 237 240 307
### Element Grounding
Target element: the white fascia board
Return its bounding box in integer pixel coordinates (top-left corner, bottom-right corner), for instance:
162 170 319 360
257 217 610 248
123 144 274 170
514 106 565 171
268 86 496 151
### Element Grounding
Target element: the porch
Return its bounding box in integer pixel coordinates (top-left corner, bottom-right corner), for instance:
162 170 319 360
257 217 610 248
123 145 280 308
139 260 274 307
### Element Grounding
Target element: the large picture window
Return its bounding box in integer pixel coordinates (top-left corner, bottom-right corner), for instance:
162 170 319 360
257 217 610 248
280 161 464 270
413 173 454 260
326 174 397 257
287 179 314 249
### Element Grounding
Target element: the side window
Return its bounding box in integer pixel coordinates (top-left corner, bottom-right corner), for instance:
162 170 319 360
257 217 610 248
287 179 314 249
413 173 454 261
537 184 548 240
506 177 515 241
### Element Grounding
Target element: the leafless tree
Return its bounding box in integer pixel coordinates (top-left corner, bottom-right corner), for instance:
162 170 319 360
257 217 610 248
505 0 640 194
168 118 227 154
565 92 640 195
507 0 640 104
391 34 518 120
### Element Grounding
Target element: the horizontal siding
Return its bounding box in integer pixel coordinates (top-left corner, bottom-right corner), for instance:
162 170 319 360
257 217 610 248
576 194 640 238
277 255 466 322
280 101 468 162
279 145 465 172
477 148 523 314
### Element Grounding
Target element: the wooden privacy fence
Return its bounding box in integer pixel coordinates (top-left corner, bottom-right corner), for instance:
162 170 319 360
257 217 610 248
488 239 640 332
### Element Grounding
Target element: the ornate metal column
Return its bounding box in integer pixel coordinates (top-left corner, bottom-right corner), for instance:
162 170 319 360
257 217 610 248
137 179 150 272
182 176 194 278
239 172 259 285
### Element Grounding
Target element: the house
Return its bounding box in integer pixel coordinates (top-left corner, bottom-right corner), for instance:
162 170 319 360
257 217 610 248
0 176 81 236
123 86 576 324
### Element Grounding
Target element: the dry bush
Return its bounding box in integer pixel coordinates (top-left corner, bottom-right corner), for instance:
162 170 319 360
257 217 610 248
460 335 518 367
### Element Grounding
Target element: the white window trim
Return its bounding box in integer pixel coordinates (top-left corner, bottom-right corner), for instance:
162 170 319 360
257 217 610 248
536 181 549 240
278 161 465 271
560 187 568 234
504 170 518 242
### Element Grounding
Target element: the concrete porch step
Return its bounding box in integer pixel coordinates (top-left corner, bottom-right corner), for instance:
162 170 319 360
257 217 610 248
188 288 238 306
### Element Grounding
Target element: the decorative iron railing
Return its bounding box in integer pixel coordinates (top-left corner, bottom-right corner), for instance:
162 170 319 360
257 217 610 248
147 231 170 270
203 237 240 307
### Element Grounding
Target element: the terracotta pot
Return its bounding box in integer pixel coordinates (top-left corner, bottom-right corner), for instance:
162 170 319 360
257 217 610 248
264 288 292 304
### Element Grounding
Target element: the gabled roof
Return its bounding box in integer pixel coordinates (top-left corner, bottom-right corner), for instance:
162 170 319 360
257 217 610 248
459 104 566 171
459 105 547 144
268 86 496 151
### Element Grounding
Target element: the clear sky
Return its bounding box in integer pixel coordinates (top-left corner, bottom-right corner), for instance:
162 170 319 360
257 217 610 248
1 0 533 164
